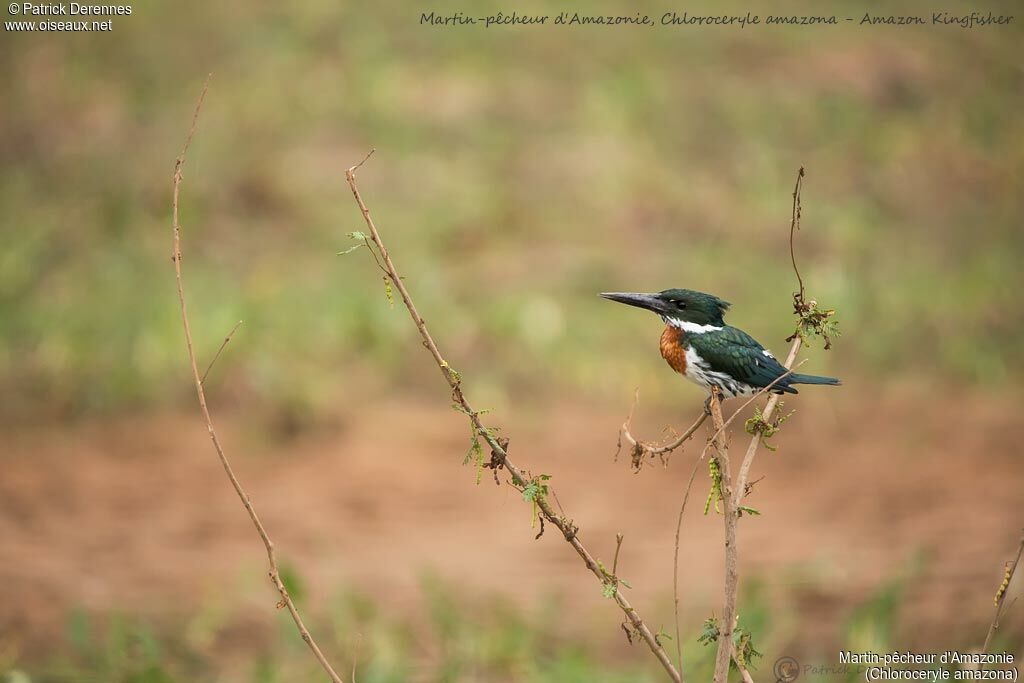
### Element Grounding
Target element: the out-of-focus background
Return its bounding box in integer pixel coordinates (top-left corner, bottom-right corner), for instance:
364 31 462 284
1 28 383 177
2 1 1022 681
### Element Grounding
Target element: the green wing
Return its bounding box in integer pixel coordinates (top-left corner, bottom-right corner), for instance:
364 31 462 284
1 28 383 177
688 326 791 390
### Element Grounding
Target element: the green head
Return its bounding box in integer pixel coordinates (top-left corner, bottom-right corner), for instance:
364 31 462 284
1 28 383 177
600 288 731 327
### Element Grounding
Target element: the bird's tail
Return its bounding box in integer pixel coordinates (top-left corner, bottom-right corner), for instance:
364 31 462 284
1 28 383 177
788 373 841 386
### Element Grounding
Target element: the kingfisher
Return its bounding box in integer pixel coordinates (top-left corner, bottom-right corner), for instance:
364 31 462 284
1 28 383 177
600 289 840 399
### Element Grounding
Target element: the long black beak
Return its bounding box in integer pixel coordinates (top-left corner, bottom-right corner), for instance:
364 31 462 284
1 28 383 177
599 292 665 314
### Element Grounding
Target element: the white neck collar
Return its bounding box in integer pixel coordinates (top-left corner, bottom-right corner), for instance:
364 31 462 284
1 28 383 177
664 316 723 333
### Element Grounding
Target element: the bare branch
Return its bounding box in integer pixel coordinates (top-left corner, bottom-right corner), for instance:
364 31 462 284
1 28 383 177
672 442 706 675
669 357 805 674
982 532 1024 653
733 339 801 510
618 409 708 473
713 165 812 682
351 147 376 173
733 164 810 509
345 156 683 683
201 319 243 384
696 360 805 465
709 388 739 683
619 393 709 470
172 78 345 683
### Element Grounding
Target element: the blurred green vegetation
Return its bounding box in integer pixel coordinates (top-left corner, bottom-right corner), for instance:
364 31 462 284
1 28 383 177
9 578 677 683
1 1 1022 421
7 565 1018 683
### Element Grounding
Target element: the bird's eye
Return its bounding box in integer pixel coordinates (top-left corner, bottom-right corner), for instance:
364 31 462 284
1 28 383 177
676 301 686 309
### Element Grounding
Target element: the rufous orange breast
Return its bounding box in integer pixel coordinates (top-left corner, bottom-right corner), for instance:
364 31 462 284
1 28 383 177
659 325 687 375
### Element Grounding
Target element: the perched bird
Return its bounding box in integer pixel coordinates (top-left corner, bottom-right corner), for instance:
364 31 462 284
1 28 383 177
600 289 840 399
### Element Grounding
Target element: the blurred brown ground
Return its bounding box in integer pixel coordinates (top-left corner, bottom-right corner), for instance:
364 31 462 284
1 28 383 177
3 382 1021 659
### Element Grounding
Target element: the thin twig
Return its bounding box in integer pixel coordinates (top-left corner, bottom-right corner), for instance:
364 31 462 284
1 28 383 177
734 165 809 509
982 532 1024 653
671 359 803 669
709 389 738 683
696 361 805 464
551 489 569 519
201 319 243 384
613 533 625 577
345 157 683 683
351 633 362 683
621 404 708 460
729 612 756 683
733 338 801 510
172 78 344 683
733 649 755 683
713 166 812 682
672 444 705 675
788 167 806 302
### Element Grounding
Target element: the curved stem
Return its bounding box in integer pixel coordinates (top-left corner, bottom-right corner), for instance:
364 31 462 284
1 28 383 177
173 78 344 683
346 158 683 683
